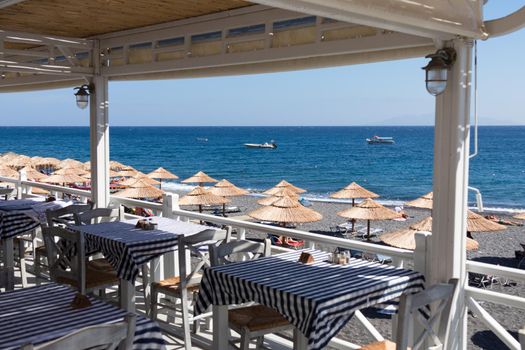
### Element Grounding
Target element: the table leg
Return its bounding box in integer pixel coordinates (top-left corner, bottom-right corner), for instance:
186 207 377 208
143 258 161 312
4 238 14 291
212 305 229 350
120 279 135 312
293 328 308 350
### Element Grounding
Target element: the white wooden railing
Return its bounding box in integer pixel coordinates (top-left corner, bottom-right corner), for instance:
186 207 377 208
3 174 525 348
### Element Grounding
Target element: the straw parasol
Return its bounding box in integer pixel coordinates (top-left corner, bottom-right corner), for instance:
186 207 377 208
0 152 19 162
0 165 19 178
41 173 87 185
116 168 139 177
120 174 160 186
514 212 525 220
6 155 32 169
113 178 164 199
263 180 306 196
82 169 120 179
147 167 178 189
330 182 379 204
406 191 433 210
380 216 479 251
109 160 130 171
57 158 84 169
30 186 50 195
257 187 299 206
19 166 47 181
178 186 229 213
467 210 506 232
248 196 322 224
337 198 400 240
33 157 60 169
210 179 249 215
54 166 89 176
181 171 218 186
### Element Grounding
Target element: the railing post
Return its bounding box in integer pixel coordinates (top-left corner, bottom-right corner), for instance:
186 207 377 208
161 193 176 219
414 231 431 276
17 169 26 199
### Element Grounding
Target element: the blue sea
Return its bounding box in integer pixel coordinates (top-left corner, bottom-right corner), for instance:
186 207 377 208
1 126 524 211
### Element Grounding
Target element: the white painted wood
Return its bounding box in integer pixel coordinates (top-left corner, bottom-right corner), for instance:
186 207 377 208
429 38 473 350
293 331 308 350
484 6 525 38
121 279 136 312
3 237 14 290
90 41 110 209
16 169 26 199
519 327 525 349
467 297 521 350
465 286 525 310
212 305 229 350
466 260 525 283
354 310 384 342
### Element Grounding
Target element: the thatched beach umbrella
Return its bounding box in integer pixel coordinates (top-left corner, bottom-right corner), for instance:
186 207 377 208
257 187 299 206
41 173 87 185
263 180 306 196
121 174 160 186
380 216 479 251
116 168 139 177
7 155 32 169
0 152 19 162
57 158 84 169
109 160 130 171
54 166 89 176
406 191 433 210
30 186 50 196
467 210 506 232
248 196 322 225
181 171 218 186
20 166 47 181
82 169 120 179
337 198 400 240
514 212 525 220
331 182 379 232
33 157 60 169
147 167 178 189
113 178 164 199
331 182 379 205
178 186 229 213
210 179 249 215
0 165 19 178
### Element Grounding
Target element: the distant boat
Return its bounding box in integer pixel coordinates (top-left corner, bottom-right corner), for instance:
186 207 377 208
366 136 395 144
196 137 208 142
244 141 277 149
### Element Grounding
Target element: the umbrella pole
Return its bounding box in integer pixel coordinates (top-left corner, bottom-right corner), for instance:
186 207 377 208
366 220 371 241
223 203 226 217
159 178 162 189
351 198 356 232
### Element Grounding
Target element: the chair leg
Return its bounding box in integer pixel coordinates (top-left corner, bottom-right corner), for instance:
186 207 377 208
239 329 251 350
192 291 200 334
180 288 192 350
141 264 150 311
17 240 27 288
150 286 158 319
254 336 264 350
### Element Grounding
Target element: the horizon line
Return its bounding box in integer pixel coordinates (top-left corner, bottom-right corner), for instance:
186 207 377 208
1 124 525 127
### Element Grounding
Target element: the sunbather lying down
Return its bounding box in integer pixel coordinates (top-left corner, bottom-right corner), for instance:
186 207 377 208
485 215 523 226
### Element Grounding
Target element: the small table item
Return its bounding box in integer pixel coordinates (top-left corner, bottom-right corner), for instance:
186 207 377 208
0 283 165 350
195 249 425 350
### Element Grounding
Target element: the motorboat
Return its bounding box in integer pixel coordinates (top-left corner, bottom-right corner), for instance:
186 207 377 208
244 141 277 149
366 136 395 144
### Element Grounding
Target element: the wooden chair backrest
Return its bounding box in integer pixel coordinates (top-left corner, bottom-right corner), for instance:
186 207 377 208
73 207 124 225
42 226 86 294
178 227 230 288
209 239 271 267
45 204 93 227
396 278 459 350
22 313 136 350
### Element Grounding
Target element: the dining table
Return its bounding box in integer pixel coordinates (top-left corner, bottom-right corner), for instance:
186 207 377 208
195 249 425 350
68 216 220 312
0 198 70 290
0 283 165 349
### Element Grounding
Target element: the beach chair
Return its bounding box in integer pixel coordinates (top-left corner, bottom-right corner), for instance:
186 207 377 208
209 239 294 350
21 314 136 350
361 279 459 350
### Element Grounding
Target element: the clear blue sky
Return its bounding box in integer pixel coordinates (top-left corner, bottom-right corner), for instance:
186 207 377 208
0 2 523 126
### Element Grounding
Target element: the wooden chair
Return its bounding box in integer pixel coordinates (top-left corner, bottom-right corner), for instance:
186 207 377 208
73 207 124 225
150 227 230 350
21 313 136 350
34 204 94 279
361 278 459 350
42 226 119 295
210 239 294 350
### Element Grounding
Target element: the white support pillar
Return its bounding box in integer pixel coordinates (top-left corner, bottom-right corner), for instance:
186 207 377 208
89 41 110 208
429 38 473 350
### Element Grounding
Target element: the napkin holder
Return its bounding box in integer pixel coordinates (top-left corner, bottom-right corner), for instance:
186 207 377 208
298 252 315 264
136 219 157 230
70 293 92 309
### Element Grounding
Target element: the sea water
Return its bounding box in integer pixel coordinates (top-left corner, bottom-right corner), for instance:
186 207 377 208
0 126 524 211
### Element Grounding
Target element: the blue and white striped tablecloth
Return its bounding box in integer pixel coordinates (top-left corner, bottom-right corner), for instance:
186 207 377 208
195 249 425 350
69 217 217 282
0 283 165 349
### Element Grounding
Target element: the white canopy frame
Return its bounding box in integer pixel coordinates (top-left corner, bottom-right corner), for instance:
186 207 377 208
0 1 524 349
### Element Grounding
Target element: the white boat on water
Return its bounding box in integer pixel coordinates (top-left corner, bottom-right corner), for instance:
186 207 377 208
244 141 277 149
366 136 395 144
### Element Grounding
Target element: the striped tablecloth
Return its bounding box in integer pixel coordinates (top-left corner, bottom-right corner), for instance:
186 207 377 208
0 199 71 240
195 249 425 350
69 217 217 282
0 283 165 349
